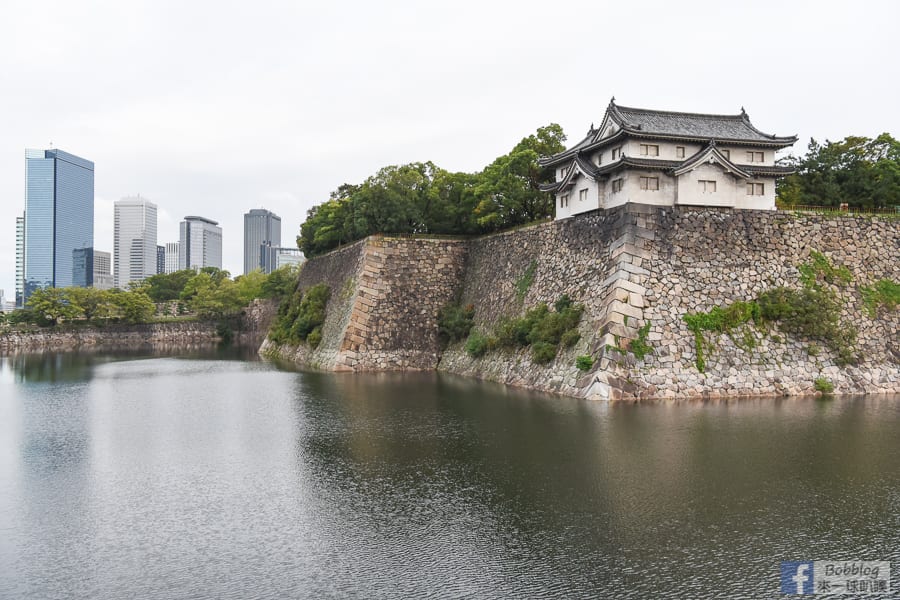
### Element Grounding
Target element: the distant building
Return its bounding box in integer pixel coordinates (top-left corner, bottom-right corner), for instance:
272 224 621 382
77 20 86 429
0 289 6 312
179 216 222 271
540 99 797 219
114 197 158 288
15 213 24 307
157 245 165 275
23 149 94 301
164 242 180 273
244 209 281 274
270 246 305 270
93 250 113 290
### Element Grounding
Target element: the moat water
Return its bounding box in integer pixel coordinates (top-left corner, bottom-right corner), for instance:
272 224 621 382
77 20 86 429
1 349 898 599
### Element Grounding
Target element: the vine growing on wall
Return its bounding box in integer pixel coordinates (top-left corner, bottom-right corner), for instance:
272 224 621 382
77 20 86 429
682 251 862 372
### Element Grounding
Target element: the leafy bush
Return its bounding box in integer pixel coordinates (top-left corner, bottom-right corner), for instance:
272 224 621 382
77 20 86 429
531 341 557 364
465 331 490 358
477 297 583 364
814 377 835 394
560 328 581 348
268 283 330 346
438 303 475 344
575 355 594 371
307 327 323 349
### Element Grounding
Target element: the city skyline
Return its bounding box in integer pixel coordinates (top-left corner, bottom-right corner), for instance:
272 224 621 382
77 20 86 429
1 1 898 297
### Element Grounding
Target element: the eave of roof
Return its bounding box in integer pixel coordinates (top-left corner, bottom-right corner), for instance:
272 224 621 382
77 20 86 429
541 98 798 165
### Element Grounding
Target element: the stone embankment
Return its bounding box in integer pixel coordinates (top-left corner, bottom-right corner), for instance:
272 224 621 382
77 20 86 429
261 236 467 370
265 205 899 401
0 298 278 353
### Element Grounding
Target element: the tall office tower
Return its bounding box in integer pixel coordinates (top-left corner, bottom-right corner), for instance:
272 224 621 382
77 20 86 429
23 149 94 301
92 250 113 290
114 197 158 289
15 213 24 307
164 242 180 273
179 216 222 271
156 245 165 275
243 209 281 274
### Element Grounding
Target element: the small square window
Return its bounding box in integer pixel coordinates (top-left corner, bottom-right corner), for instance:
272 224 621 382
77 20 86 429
560 194 569 208
579 189 588 202
639 176 659 191
611 147 622 160
640 144 659 156
747 151 764 163
746 182 765 195
699 180 717 193
676 146 685 158
612 178 624 193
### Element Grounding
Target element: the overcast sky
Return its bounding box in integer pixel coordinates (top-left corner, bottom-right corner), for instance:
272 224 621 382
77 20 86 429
1 0 898 299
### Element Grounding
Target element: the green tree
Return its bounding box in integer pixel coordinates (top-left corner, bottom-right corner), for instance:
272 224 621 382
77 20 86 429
235 271 267 305
473 124 567 230
144 269 197 302
108 289 155 323
26 288 83 325
261 265 300 298
777 133 900 208
66 287 108 321
297 124 567 256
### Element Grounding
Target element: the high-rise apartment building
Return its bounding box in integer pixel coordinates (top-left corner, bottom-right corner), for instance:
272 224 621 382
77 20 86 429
23 149 94 301
114 197 158 289
93 250 113 290
179 216 222 271
164 242 180 273
15 213 24 307
243 209 281 274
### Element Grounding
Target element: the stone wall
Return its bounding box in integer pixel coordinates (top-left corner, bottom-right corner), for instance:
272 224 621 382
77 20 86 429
261 235 468 371
264 205 899 400
0 299 279 353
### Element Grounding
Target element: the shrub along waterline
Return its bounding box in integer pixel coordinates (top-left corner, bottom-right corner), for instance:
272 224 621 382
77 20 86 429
465 295 583 364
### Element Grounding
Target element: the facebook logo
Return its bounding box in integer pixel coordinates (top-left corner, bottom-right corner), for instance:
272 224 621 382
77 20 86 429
781 562 814 594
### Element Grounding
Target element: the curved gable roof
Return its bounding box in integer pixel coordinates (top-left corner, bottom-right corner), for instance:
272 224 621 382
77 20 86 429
610 102 796 145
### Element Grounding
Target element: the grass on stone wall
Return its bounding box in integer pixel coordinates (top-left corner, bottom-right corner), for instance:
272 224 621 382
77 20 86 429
860 278 900 317
682 252 861 372
515 260 537 302
268 283 330 348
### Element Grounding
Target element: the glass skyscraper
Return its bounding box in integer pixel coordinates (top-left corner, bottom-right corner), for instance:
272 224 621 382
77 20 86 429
179 216 222 271
243 209 281 274
23 149 94 301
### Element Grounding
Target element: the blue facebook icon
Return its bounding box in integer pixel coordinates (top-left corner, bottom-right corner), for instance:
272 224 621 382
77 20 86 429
781 562 814 594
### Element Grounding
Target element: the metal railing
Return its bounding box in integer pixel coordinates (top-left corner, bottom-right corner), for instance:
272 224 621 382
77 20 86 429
780 204 900 216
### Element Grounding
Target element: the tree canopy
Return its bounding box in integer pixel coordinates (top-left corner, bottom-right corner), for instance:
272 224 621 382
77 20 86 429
298 124 566 257
777 133 900 209
7 266 300 327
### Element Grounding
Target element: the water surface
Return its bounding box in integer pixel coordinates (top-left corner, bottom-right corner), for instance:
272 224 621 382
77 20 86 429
1 351 898 598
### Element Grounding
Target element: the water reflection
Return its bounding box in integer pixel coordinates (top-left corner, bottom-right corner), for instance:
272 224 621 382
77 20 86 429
0 353 898 599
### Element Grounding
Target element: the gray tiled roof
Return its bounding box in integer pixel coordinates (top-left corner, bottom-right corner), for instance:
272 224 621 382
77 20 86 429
611 103 796 144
